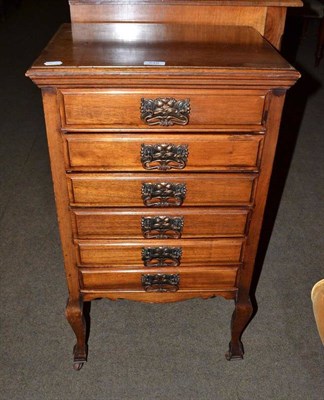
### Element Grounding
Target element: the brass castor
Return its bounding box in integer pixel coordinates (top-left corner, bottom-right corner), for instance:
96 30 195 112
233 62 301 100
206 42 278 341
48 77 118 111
225 342 244 361
72 344 87 371
73 362 84 371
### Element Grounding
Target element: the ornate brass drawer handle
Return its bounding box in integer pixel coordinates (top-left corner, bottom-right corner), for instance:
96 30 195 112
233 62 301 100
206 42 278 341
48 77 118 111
141 216 184 239
141 97 190 126
141 143 189 170
141 274 180 292
141 182 186 207
142 246 182 267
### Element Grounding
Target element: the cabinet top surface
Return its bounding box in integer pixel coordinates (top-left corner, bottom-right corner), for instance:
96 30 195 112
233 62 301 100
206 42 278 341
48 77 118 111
29 23 295 71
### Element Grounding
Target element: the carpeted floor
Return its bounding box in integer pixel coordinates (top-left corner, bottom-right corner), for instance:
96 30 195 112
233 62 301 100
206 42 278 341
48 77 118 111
0 1 323 399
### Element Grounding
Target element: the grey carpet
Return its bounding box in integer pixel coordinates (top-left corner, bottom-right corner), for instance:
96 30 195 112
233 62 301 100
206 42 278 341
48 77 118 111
0 1 323 399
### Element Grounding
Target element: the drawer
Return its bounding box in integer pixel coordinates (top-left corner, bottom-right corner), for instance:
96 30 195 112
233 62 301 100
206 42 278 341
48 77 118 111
67 173 257 207
71 208 250 239
59 89 267 130
75 238 244 267
64 133 263 172
79 266 239 292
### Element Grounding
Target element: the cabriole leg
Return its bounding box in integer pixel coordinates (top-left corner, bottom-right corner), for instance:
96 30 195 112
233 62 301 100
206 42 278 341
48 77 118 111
226 298 253 361
65 298 88 370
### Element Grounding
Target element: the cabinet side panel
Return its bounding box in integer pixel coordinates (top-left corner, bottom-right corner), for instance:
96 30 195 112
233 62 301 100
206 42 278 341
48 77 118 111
238 91 286 301
264 7 287 49
41 88 80 299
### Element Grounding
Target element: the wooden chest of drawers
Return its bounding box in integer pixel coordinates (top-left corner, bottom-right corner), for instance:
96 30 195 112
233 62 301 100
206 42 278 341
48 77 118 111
26 18 300 369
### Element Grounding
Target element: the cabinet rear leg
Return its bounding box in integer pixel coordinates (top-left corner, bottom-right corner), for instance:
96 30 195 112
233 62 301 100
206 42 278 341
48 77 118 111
66 298 88 370
226 299 253 361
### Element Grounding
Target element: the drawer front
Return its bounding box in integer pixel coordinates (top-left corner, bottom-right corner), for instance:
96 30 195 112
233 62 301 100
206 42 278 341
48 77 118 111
67 173 257 207
71 208 250 239
79 266 238 291
64 133 263 172
59 89 266 130
76 238 244 267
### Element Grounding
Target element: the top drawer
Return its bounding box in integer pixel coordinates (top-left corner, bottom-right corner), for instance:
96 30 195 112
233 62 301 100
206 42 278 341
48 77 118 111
59 89 267 131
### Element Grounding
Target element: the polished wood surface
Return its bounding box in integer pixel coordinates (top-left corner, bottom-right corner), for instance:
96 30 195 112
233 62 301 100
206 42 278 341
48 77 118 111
71 208 250 239
59 88 266 129
82 290 237 302
70 6 269 32
40 89 88 366
67 173 257 206
31 24 294 69
264 6 287 48
68 0 303 50
76 238 244 266
26 5 300 367
26 24 300 90
79 266 239 291
69 0 302 5
64 133 263 172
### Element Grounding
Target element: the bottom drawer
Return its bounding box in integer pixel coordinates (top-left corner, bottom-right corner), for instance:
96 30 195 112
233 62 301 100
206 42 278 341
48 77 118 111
79 266 238 292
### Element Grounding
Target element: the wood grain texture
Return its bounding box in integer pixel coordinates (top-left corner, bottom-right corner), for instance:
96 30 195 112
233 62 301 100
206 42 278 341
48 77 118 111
26 12 301 364
67 173 257 207
71 207 250 239
42 89 89 363
68 1 302 52
236 91 288 301
31 23 293 65
69 0 302 5
26 24 300 90
76 238 244 266
79 266 239 291
70 5 267 33
264 7 287 49
64 133 264 172
41 89 80 299
82 290 237 302
59 89 266 129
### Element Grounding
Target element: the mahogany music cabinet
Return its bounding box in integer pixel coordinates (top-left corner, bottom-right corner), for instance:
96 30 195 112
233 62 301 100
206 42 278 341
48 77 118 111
26 0 301 370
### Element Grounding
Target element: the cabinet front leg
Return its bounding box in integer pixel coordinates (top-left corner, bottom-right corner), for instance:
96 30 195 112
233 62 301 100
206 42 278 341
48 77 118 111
226 298 253 361
65 298 88 370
